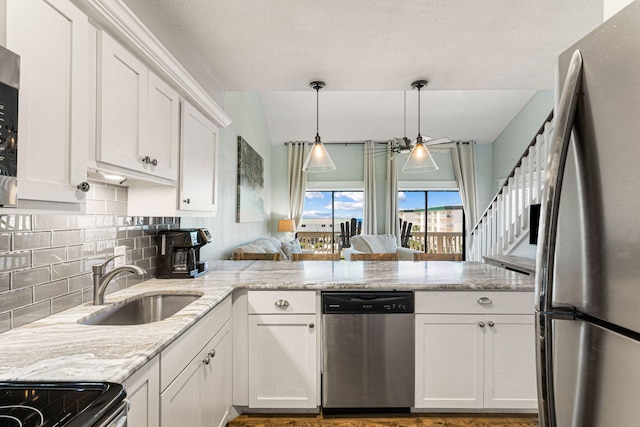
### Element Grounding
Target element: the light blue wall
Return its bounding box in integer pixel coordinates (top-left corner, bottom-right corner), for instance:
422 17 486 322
182 92 273 260
490 90 554 195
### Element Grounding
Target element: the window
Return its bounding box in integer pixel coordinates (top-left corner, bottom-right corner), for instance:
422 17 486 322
399 191 464 256
298 191 363 254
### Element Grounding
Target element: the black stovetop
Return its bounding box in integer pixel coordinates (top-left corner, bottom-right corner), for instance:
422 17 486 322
0 382 125 427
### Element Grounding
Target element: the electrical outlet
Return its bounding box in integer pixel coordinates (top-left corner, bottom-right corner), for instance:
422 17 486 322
114 246 126 266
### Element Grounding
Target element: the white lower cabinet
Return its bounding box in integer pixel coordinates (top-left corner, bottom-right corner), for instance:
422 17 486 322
125 355 160 427
159 296 232 427
414 292 537 410
246 291 318 409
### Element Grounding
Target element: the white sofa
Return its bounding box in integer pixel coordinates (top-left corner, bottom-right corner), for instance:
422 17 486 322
343 234 421 261
231 237 311 260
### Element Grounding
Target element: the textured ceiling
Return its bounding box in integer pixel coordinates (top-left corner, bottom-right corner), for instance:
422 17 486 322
136 0 604 144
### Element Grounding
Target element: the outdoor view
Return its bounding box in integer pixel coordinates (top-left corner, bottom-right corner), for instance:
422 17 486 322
298 190 463 256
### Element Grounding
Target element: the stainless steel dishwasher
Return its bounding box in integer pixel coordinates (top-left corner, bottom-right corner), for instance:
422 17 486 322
322 291 414 411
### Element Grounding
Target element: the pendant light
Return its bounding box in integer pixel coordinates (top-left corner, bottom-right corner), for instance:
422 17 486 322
302 81 336 173
402 80 439 173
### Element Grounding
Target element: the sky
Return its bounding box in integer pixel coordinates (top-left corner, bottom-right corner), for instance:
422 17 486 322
302 191 462 219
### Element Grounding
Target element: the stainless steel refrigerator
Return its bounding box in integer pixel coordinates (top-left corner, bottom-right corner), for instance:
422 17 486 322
535 2 640 426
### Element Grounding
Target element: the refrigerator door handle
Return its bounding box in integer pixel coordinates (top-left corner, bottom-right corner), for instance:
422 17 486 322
534 49 583 427
534 49 583 314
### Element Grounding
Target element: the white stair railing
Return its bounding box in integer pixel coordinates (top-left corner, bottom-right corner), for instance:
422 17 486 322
469 112 554 262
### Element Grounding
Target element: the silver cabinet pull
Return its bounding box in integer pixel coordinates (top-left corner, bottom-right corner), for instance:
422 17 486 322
478 321 485 328
209 349 216 358
488 321 495 327
76 181 90 192
182 198 191 204
203 355 210 365
150 158 158 166
477 297 493 305
309 322 315 329
142 155 152 164
275 299 290 308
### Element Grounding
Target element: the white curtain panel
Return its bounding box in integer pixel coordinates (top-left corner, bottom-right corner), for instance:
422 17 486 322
451 141 479 230
363 140 377 234
287 142 309 229
385 141 400 244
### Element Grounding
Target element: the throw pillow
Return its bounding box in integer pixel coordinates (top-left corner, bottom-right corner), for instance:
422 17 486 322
281 241 293 260
350 235 388 253
291 239 302 254
377 234 398 253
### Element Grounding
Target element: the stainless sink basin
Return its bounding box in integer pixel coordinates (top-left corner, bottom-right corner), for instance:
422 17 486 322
81 293 202 326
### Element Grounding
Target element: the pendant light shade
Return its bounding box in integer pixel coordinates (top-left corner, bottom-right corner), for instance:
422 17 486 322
302 81 336 173
402 80 439 173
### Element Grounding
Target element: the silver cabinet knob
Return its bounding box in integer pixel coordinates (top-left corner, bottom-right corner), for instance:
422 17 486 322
309 323 315 329
76 181 90 192
478 321 485 328
208 349 216 358
142 155 152 164
203 355 210 365
488 321 495 327
150 158 158 166
275 299 290 308
182 198 191 204
477 297 493 305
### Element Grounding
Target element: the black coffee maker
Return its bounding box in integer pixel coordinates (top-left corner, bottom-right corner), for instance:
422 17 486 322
156 228 212 279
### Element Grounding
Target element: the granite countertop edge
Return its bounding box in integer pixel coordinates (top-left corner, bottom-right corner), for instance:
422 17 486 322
0 260 534 384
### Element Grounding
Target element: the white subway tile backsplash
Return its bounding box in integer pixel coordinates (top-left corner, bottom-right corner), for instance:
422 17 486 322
0 181 179 331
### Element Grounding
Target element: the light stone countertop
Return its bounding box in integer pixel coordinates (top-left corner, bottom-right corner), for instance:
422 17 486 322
0 261 533 384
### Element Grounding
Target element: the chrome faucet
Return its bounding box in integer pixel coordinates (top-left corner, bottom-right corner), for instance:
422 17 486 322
93 255 146 305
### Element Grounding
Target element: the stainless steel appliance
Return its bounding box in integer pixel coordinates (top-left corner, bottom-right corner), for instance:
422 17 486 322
0 45 19 207
0 382 127 426
322 291 414 411
156 228 212 279
535 2 640 426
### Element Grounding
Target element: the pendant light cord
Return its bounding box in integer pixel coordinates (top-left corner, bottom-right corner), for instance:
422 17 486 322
316 86 320 137
417 85 421 138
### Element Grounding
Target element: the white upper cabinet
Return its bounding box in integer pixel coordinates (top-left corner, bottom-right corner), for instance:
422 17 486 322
179 101 219 213
6 0 89 204
97 31 179 181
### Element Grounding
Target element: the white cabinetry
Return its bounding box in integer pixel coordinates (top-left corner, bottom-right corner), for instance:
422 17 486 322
6 0 89 204
160 297 232 427
179 101 219 213
247 291 318 409
124 355 160 427
415 292 537 410
97 31 179 181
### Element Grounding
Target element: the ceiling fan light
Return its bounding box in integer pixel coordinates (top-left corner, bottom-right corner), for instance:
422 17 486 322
402 142 439 173
303 141 336 172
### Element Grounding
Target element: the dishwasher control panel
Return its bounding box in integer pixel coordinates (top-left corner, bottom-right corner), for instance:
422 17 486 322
322 291 414 314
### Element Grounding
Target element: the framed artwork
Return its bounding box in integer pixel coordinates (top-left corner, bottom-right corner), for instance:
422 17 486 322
237 136 264 222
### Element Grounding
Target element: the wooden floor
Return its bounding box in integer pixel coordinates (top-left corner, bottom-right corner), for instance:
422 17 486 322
228 413 539 427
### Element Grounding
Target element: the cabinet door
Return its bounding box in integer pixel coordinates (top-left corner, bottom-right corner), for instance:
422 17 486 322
483 314 538 409
160 352 203 427
201 321 232 427
248 314 317 408
6 0 89 203
125 355 160 427
144 71 179 180
415 314 484 409
97 31 147 174
180 102 218 213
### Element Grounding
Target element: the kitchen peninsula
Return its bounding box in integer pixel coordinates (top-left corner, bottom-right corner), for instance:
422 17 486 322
0 261 536 425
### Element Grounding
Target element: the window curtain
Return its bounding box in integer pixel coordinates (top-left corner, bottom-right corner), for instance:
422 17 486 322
451 141 479 231
385 141 400 243
363 140 377 234
287 142 309 229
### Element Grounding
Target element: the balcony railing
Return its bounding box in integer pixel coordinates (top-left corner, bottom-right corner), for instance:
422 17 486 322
296 231 463 255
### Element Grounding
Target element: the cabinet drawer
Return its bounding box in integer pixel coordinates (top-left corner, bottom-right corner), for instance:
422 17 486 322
248 291 316 314
415 291 534 314
161 296 231 391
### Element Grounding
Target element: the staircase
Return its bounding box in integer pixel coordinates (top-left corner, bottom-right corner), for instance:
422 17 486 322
469 111 554 263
